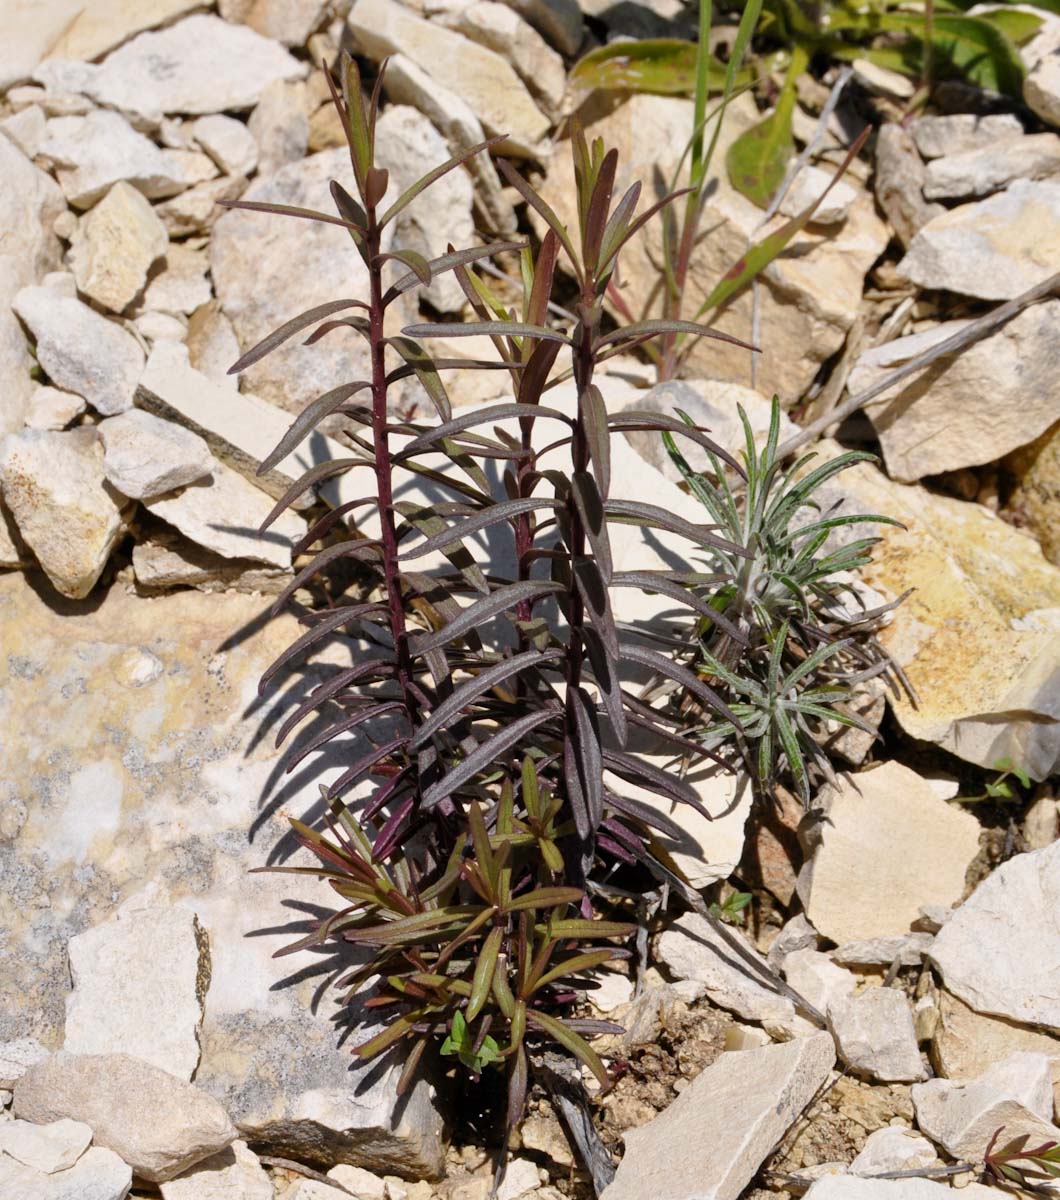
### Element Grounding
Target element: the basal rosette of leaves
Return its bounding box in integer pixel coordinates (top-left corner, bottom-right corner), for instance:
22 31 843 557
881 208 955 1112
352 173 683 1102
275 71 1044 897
226 53 777 1131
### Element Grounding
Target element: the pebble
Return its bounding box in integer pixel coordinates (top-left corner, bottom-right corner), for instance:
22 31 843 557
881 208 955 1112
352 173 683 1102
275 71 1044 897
24 387 86 432
849 1126 937 1176
0 1117 92 1174
829 987 927 1083
191 114 259 177
69 181 169 313
922 132 1060 200
0 1144 132 1200
911 112 1024 159
159 1139 274 1200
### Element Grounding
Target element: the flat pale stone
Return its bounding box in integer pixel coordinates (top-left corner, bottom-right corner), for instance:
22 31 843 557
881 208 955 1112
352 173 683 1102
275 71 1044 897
0 1038 49 1089
38 110 192 209
912 1051 1060 1162
0 1144 132 1200
145 458 307 568
24 387 86 431
13 287 144 415
69 181 169 313
191 115 259 177
797 762 981 945
833 933 934 968
135 311 188 343
778 163 857 224
911 112 1024 159
923 132 1060 200
0 104 47 158
159 1139 273 1200
210 149 377 413
325 1164 386 1197
247 79 309 178
99 409 213 500
657 911 797 1026
781 949 856 1016
46 0 203 64
143 245 211 316
897 178 1060 300
348 0 550 157
834 456 1060 779
156 175 248 238
135 344 347 507
806 1178 999 1198
374 105 473 314
64 905 209 1080
0 577 445 1173
220 0 330 47
829 987 926 1083
932 988 1060 1112
0 428 126 599
0 0 83 89
14 1052 236 1183
602 1034 835 1200
0 137 65 434
1026 53 1060 126
0 1117 92 1173
929 840 1060 1034
850 1127 936 1176
851 301 1060 481
84 15 306 126
186 302 241 390
132 535 289 595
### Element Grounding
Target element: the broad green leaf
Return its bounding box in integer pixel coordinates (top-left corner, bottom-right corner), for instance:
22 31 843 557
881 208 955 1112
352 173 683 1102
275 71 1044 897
569 38 737 96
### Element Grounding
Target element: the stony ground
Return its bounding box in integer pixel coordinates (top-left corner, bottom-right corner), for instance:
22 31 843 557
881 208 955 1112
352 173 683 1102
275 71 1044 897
1 1 1059 1199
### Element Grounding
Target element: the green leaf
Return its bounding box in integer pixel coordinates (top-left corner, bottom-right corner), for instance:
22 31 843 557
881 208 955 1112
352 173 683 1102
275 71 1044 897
569 38 740 96
467 926 503 1021
526 1009 610 1090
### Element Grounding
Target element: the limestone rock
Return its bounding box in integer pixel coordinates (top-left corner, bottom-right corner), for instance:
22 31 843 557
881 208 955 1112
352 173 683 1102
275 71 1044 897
186 302 242 390
1026 53 1060 127
0 0 84 90
449 2 566 118
657 912 797 1027
828 457 1060 778
191 115 259 178
0 1039 49 1089
348 0 550 157
0 1117 92 1173
540 92 887 402
898 179 1060 300
144 459 307 568
381 54 517 235
13 287 145 416
247 79 309 178
83 15 306 127
829 987 926 1083
159 1139 273 1200
135 311 189 344
0 137 65 434
46 0 203 64
325 1164 387 1197
912 1051 1060 1162
143 245 212 316
911 112 1024 158
211 149 377 412
797 762 980 945
24 388 86 431
68 182 169 313
220 0 329 47
64 905 208 1080
929 841 1060 1034
131 535 289 595
931 988 1060 1112
849 1127 937 1176
14 1052 237 1182
619 379 796 483
0 428 126 599
0 104 47 158
874 124 944 250
833 933 934 969
0 577 445 1173
38 110 192 209
135 344 347 507
923 133 1060 200
778 164 857 224
602 1034 835 1200
375 106 474 314
156 175 248 238
781 949 856 1016
0 1144 132 1200
849 300 1060 482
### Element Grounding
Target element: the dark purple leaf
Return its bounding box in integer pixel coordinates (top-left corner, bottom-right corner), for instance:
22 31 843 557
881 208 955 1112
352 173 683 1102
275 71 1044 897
228 300 369 375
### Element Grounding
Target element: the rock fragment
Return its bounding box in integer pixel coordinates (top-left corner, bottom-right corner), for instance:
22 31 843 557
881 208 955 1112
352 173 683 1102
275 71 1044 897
0 1118 92 1174
143 245 212 316
14 1052 237 1183
874 124 944 250
159 1139 273 1200
778 163 857 224
131 535 289 595
923 133 1060 200
806 1178 998 1198
602 1034 836 1200
0 1144 132 1200
13 287 145 416
24 388 86 431
191 114 259 177
247 79 309 177
797 762 981 945
912 1051 1060 1161
911 112 1024 158
929 840 1060 1033
849 1126 937 1176
0 1038 49 1089
156 175 247 238
69 182 169 313
898 178 1060 300
63 905 209 1080
220 0 329 47
0 428 126 599
829 987 926 1083
1026 54 1060 126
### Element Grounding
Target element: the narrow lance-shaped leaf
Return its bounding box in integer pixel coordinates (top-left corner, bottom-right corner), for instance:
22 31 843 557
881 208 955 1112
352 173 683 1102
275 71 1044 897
228 300 369 375
413 580 565 655
399 498 560 561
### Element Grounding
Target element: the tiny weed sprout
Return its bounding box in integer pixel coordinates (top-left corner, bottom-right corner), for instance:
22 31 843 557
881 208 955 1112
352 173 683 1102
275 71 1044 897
985 1126 1060 1192
660 399 910 803
225 48 777 1140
